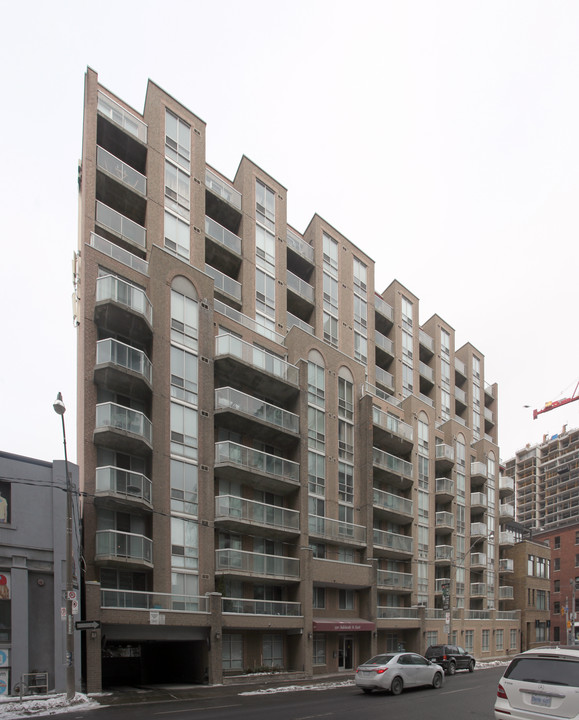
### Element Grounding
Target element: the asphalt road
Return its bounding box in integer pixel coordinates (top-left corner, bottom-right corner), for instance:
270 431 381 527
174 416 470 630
32 666 504 720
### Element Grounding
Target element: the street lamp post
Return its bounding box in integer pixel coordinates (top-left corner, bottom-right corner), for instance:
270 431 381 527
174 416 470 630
53 392 75 701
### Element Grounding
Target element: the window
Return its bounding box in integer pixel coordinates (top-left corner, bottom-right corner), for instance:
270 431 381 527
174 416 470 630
263 634 283 668
165 160 190 218
441 328 450 356
256 269 276 319
323 272 339 315
308 451 325 496
554 602 561 614
171 517 198 569
171 346 198 405
308 407 325 451
536 590 547 610
418 419 428 454
338 462 354 504
464 630 474 652
554 536 561 550
353 257 367 295
170 402 198 459
322 232 338 274
164 210 190 260
576 530 579 545
425 631 438 647
171 572 198 610
496 629 503 651
256 224 275 272
402 330 413 361
310 542 326 559
554 557 560 571
482 630 490 652
171 289 198 351
536 622 547 642
313 587 325 609
354 331 367 364
554 580 560 592
222 634 243 670
170 459 198 516
165 109 190 170
323 312 338 347
510 629 517 649
338 420 354 461
0 481 11 524
339 589 354 610
0 572 10 642
256 179 275 231
402 363 413 395
338 377 354 420
308 362 325 406
401 296 413 329
313 634 326 665
575 554 579 568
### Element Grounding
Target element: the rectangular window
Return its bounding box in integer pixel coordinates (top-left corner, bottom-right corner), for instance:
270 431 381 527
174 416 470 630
313 634 326 665
354 331 367 364
263 634 283 668
256 224 276 272
171 346 198 405
256 268 276 319
323 272 339 315
222 633 243 670
322 232 338 274
171 516 198 569
510 629 517 649
576 530 579 545
308 407 325 451
308 451 325 496
165 109 191 170
323 312 338 347
425 631 438 647
441 328 450 356
554 557 560 571
308 362 325 406
338 420 354 461
338 378 354 420
171 289 199 351
256 179 275 231
401 296 413 329
402 363 413 395
0 481 11 524
170 459 198 516
554 536 561 549
338 462 354 503
313 587 325 609
164 210 190 260
170 402 198 459
554 580 560 592
339 589 354 610
496 629 503 651
165 160 190 219
464 630 474 652
353 257 367 295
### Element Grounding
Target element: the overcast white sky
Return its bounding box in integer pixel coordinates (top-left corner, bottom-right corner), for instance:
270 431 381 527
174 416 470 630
0 0 577 465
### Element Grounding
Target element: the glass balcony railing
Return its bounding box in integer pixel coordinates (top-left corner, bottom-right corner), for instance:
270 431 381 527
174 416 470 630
363 383 401 406
90 232 148 275
205 215 242 255
470 582 486 596
375 366 394 390
455 386 467 404
500 531 515 545
499 586 514 600
499 558 514 573
435 443 455 463
286 228 314 263
373 447 413 480
205 264 242 301
215 441 299 484
101 588 207 612
435 477 454 495
96 529 152 563
436 511 454 528
375 330 394 355
96 338 152 384
419 362 434 382
435 578 451 593
470 552 487 566
484 407 494 423
499 502 515 519
499 476 515 493
97 91 148 143
96 466 152 505
215 334 299 385
471 461 488 478
286 312 314 335
374 295 393 322
470 522 488 537
286 270 314 303
215 549 299 578
308 514 366 544
222 597 301 616
419 329 434 353
372 406 414 442
96 275 152 327
215 387 299 433
470 492 487 508
214 301 285 343
373 488 413 516
95 402 152 444
377 607 418 619
96 201 146 249
97 146 146 195
455 357 466 377
435 545 454 561
373 528 413 554
205 168 242 210
377 570 413 590
215 495 299 532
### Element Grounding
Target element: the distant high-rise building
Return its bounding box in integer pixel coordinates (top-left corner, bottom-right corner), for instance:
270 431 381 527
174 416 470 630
77 68 518 693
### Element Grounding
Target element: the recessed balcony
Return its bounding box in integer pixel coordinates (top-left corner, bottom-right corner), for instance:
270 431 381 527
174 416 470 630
215 495 300 539
372 406 414 455
214 441 299 495
373 529 413 558
499 558 514 574
435 511 454 533
97 145 146 196
94 402 152 454
372 447 413 488
470 552 487 569
94 338 152 398
95 529 153 568
287 312 314 335
215 548 300 582
377 607 419 620
455 357 467 383
499 475 515 497
308 514 366 546
435 477 455 503
205 264 242 308
375 366 395 394
455 386 467 413
101 589 207 613
419 361 435 391
205 215 242 277
97 91 148 143
95 274 152 341
287 270 315 318
470 582 486 597
419 329 435 358
470 522 488 539
373 488 413 523
470 492 487 510
435 443 455 470
205 168 242 231
95 466 152 510
96 201 146 252
286 228 314 279
214 335 299 404
374 295 394 335
377 570 413 592
222 597 301 617
499 502 515 520
214 387 299 447
435 545 454 563
90 232 148 275
499 585 514 600
375 330 395 364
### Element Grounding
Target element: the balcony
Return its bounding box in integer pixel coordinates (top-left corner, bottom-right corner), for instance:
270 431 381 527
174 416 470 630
375 330 395 363
499 531 515 546
95 274 152 340
94 402 152 454
455 357 467 382
470 522 488 538
96 201 146 251
435 477 455 503
372 406 413 454
375 366 394 393
205 215 241 256
435 443 455 470
94 338 152 398
470 582 487 597
499 475 515 496
435 578 451 594
373 529 413 558
205 216 242 277
373 488 413 523
97 145 146 196
419 361 434 387
205 167 242 210
215 495 300 539
97 91 148 143
215 387 299 446
101 589 208 613
435 511 454 532
377 607 419 620
372 447 413 488
287 312 314 335
308 514 366 546
95 529 153 568
205 264 242 307
499 502 515 520
90 232 148 275
214 335 299 403
215 300 284 344
471 461 488 480
286 228 314 276
287 270 315 317
499 558 514 573
455 386 467 412
435 545 454 563
205 168 242 232
95 466 152 509
377 570 413 592
499 586 514 600
214 441 299 495
215 549 299 582
470 492 487 510
470 552 487 569
222 597 301 616
419 329 435 357
374 296 394 334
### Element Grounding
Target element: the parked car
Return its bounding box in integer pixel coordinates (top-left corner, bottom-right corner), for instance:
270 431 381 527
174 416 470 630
355 652 444 695
424 644 475 675
494 646 579 719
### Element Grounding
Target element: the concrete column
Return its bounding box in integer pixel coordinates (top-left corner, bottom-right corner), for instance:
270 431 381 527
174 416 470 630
207 592 223 685
84 582 102 694
300 546 313 676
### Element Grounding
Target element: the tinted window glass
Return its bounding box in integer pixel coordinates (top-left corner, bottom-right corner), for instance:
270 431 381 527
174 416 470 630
505 657 579 687
366 654 395 665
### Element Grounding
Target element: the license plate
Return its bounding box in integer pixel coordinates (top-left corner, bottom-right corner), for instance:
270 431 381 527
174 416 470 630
531 695 552 708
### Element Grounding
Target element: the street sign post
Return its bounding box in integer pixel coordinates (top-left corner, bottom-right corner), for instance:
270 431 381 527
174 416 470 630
75 620 100 631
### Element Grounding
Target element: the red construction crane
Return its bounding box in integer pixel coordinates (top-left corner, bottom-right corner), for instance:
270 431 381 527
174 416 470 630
533 381 579 420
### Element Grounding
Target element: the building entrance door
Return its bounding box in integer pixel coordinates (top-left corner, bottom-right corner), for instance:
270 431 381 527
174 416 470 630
338 634 353 670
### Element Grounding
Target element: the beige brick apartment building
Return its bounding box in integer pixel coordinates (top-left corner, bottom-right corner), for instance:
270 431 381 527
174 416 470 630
77 68 519 692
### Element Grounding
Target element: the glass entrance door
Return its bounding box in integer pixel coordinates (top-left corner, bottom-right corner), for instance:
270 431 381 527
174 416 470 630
338 634 353 670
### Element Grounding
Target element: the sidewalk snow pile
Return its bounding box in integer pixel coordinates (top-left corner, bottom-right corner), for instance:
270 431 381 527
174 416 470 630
0 692 100 719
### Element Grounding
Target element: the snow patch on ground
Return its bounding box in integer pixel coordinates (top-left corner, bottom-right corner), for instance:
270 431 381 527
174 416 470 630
0 692 100 719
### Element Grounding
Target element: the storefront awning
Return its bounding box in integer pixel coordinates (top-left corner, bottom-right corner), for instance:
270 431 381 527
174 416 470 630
312 618 375 632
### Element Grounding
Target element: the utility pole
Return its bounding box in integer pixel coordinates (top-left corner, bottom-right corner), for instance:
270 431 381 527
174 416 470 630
53 393 75 701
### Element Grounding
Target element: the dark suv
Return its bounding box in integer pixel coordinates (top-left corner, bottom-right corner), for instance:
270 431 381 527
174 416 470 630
425 645 475 675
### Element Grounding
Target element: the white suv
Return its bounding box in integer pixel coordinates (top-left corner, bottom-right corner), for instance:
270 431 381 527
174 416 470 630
495 647 579 719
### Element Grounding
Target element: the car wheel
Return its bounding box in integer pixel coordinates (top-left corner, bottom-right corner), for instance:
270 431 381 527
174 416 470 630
447 660 456 676
390 677 403 696
468 660 475 673
432 672 443 689
362 689 373 695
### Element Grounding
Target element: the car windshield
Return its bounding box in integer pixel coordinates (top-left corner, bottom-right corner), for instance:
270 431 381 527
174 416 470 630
504 657 579 687
363 654 395 665
427 646 443 654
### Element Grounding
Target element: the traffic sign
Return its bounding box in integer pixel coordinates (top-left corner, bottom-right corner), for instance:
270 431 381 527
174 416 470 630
75 620 100 630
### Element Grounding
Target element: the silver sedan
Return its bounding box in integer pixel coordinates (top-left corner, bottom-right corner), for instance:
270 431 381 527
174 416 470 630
355 652 444 695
